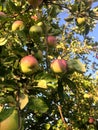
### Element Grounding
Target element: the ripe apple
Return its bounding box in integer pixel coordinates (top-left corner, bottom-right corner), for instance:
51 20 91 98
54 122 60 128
0 11 6 17
27 0 43 8
29 25 42 35
20 55 39 74
12 20 24 31
77 17 86 25
50 59 67 73
0 110 19 130
88 117 95 124
46 36 57 47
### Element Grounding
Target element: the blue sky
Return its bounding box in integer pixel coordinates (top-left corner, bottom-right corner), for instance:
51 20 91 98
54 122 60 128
58 1 98 78
58 1 98 42
89 1 98 42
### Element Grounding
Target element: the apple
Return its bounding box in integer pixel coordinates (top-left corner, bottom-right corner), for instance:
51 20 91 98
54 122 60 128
27 0 43 8
29 25 42 35
88 117 95 124
46 36 57 47
0 110 19 130
50 59 67 73
77 17 86 25
12 20 24 31
0 11 6 17
20 55 39 74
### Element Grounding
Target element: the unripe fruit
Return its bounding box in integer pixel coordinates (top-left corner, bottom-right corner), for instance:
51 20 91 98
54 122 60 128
29 25 42 35
27 0 43 8
50 59 67 73
77 17 86 25
20 55 39 74
0 110 18 130
12 20 24 31
46 36 57 47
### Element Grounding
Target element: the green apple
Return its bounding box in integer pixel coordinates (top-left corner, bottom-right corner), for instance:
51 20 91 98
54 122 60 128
0 110 19 130
77 17 86 25
20 55 39 74
29 25 42 35
12 20 24 31
27 0 43 8
50 59 67 73
46 36 57 47
45 123 51 130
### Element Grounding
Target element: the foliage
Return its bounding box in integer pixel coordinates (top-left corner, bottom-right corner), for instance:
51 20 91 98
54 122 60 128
0 0 98 130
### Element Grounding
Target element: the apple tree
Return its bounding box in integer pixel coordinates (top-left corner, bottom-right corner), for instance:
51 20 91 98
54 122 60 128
0 0 98 130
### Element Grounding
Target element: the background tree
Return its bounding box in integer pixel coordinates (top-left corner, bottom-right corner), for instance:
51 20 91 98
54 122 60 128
0 0 98 130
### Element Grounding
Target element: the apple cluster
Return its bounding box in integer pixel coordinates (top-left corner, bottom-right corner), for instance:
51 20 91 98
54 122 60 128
10 0 68 75
20 54 68 74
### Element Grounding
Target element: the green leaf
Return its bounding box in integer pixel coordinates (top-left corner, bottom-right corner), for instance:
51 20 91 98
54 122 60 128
67 59 86 73
7 0 21 13
35 72 57 89
49 5 60 17
62 77 77 94
29 97 48 114
0 107 15 122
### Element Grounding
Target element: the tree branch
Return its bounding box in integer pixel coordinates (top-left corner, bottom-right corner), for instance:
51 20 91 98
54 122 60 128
57 104 67 128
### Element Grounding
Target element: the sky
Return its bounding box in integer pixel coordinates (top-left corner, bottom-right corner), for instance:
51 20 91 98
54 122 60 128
58 1 98 78
58 1 98 42
89 1 98 42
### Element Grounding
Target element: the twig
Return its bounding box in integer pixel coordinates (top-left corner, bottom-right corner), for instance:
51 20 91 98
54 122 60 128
57 104 67 128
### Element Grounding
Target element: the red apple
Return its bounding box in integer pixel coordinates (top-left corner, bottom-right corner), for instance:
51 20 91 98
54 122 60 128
27 0 43 8
12 20 24 31
50 59 67 73
46 36 57 47
20 55 39 74
0 11 6 17
88 117 95 124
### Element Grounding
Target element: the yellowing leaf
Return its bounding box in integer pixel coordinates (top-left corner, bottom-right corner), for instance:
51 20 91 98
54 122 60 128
38 80 47 88
0 38 7 46
19 94 29 110
0 105 3 112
